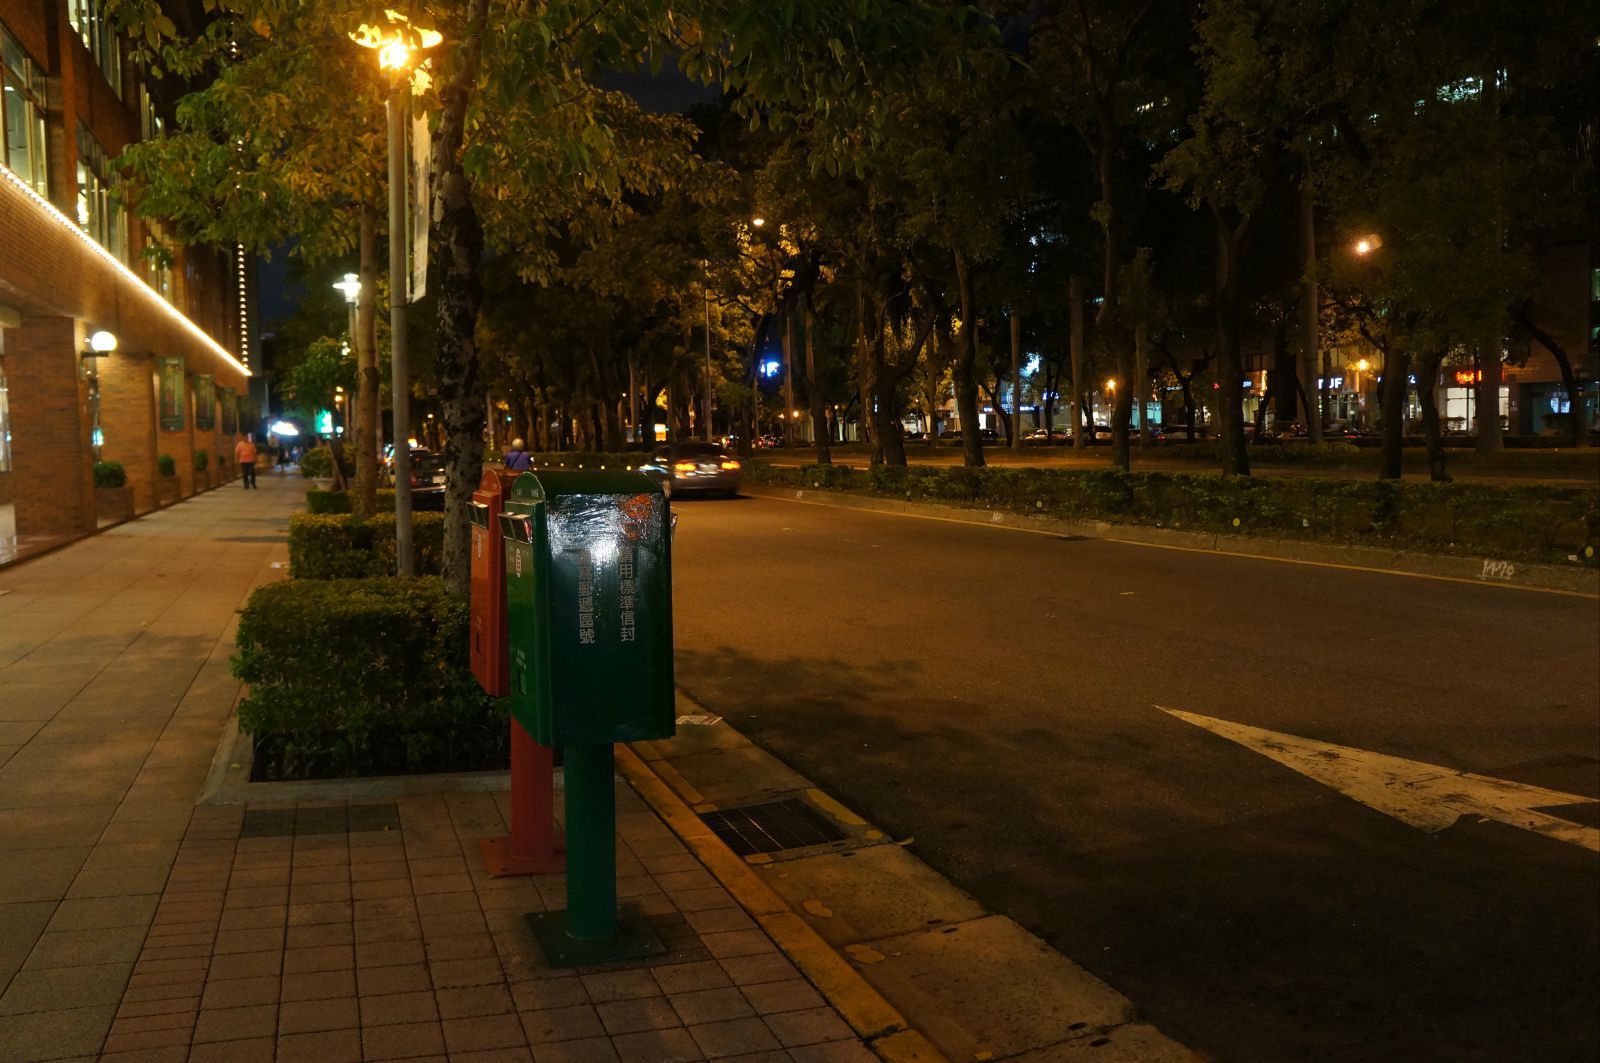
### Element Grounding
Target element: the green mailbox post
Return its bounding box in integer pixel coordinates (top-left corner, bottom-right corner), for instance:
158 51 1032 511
499 469 675 965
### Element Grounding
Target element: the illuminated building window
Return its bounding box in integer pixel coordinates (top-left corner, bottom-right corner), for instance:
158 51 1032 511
1 26 49 197
145 219 175 302
138 82 165 141
76 126 128 263
67 0 122 96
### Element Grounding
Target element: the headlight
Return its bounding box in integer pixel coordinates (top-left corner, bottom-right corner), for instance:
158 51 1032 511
720 461 741 470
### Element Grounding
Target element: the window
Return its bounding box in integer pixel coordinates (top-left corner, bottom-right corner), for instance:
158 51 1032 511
138 81 164 141
1 26 49 196
67 0 121 96
77 126 127 262
145 218 175 302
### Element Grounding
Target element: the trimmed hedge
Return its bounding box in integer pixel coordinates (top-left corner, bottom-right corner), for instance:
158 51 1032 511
93 460 127 488
300 445 334 478
288 512 445 578
305 489 397 514
745 461 1599 566
232 577 504 778
156 453 176 477
194 450 209 471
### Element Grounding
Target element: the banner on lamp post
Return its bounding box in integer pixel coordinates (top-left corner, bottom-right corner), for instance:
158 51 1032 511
410 111 431 302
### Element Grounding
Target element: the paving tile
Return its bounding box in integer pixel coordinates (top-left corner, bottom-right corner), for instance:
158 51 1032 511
436 983 514 1019
357 962 432 996
510 977 589 1012
187 1036 277 1062
22 924 147 970
0 1005 118 1060
359 989 439 1026
357 937 426 968
521 1003 605 1044
207 949 281 980
740 979 826 1016
581 968 661 1003
598 995 683 1035
284 943 354 973
278 994 359 1034
279 1027 363 1062
218 906 288 931
192 1003 279 1043
426 933 498 962
287 921 355 949
719 954 800 987
46 894 159 931
100 1021 193 1054
200 973 280 1009
652 962 733 995
442 1012 529 1053
0 960 133 1014
672 987 756 1026
213 927 283 955
763 1006 855 1048
282 967 357 1002
430 956 504 988
362 1020 446 1060
611 1026 707 1063
700 930 778 961
528 1036 621 1063
785 1041 877 1062
689 1017 785 1059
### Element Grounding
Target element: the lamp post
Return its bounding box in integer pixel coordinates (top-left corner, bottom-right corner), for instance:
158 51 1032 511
352 14 440 577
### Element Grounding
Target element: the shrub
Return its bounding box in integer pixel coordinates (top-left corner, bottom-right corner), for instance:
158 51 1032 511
93 460 127 489
305 489 398 515
300 445 334 479
194 450 209 471
232 577 504 778
288 512 445 578
156 453 176 477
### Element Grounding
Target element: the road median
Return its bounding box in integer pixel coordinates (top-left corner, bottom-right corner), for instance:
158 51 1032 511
741 478 1600 597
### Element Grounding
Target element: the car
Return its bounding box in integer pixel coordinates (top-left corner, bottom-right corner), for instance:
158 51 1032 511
1024 428 1070 445
641 442 742 498
384 448 447 510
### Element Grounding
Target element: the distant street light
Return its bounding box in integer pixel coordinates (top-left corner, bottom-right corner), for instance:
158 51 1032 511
750 216 766 228
1353 234 1383 256
351 12 441 577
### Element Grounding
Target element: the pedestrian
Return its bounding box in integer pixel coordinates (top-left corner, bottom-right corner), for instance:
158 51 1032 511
504 438 533 471
234 433 259 490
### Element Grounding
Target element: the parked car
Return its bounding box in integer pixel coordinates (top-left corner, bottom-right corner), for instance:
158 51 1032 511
641 442 742 498
384 448 447 510
1024 428 1071 445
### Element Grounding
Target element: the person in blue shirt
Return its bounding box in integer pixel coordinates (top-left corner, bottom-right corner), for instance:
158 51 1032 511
503 438 532 471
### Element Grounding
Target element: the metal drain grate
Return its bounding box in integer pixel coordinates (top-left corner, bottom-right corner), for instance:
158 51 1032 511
240 802 401 838
700 799 847 856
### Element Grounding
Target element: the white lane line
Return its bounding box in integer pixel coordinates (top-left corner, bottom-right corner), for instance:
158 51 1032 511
1158 706 1600 853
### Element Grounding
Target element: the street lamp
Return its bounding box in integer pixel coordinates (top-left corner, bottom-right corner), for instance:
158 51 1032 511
1353 234 1382 256
351 13 440 577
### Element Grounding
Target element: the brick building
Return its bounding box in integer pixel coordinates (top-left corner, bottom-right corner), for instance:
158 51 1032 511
0 0 250 556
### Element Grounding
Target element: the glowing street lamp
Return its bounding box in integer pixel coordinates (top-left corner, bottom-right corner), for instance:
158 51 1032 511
350 11 442 577
750 216 766 229
1353 234 1382 256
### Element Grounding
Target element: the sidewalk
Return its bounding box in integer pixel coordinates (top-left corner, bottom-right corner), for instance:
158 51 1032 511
0 474 879 1062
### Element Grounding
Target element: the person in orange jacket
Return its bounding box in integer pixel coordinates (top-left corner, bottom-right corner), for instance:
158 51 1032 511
234 434 259 490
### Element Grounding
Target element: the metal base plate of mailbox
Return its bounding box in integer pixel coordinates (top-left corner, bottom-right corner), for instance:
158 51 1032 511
526 904 667 967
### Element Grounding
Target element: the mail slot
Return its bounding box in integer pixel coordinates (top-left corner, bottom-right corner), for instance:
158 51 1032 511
502 470 674 746
469 468 521 696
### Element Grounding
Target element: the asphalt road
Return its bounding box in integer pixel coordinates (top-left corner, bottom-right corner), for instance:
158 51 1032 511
669 492 1600 1063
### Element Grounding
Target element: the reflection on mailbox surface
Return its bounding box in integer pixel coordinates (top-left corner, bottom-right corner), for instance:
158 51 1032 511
502 471 675 747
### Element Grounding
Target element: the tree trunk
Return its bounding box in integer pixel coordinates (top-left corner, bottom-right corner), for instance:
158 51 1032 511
1069 274 1085 450
353 199 381 517
806 309 831 464
1416 351 1450 481
952 250 986 468
1010 310 1024 453
1298 161 1323 443
1134 325 1150 449
783 310 797 446
1475 339 1504 452
1213 209 1251 476
1377 346 1411 480
1515 304 1585 445
430 0 491 596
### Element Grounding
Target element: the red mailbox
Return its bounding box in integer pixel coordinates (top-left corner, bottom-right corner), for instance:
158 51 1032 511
472 467 565 877
470 468 520 696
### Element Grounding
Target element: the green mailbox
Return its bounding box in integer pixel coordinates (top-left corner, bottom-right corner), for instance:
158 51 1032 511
499 469 675 745
499 468 676 965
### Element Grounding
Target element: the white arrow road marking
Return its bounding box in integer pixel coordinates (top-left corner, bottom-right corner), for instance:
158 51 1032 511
1158 706 1600 853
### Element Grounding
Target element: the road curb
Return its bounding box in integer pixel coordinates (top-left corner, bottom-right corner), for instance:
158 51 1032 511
742 483 1600 597
614 743 950 1063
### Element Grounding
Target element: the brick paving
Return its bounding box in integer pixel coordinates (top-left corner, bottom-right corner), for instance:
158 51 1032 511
0 474 875 1062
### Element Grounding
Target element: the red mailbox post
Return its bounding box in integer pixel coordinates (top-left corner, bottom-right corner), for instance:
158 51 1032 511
470 468 564 876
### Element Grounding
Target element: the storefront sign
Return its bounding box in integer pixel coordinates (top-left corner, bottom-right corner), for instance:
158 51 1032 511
194 374 215 429
158 357 185 431
1454 369 1483 386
